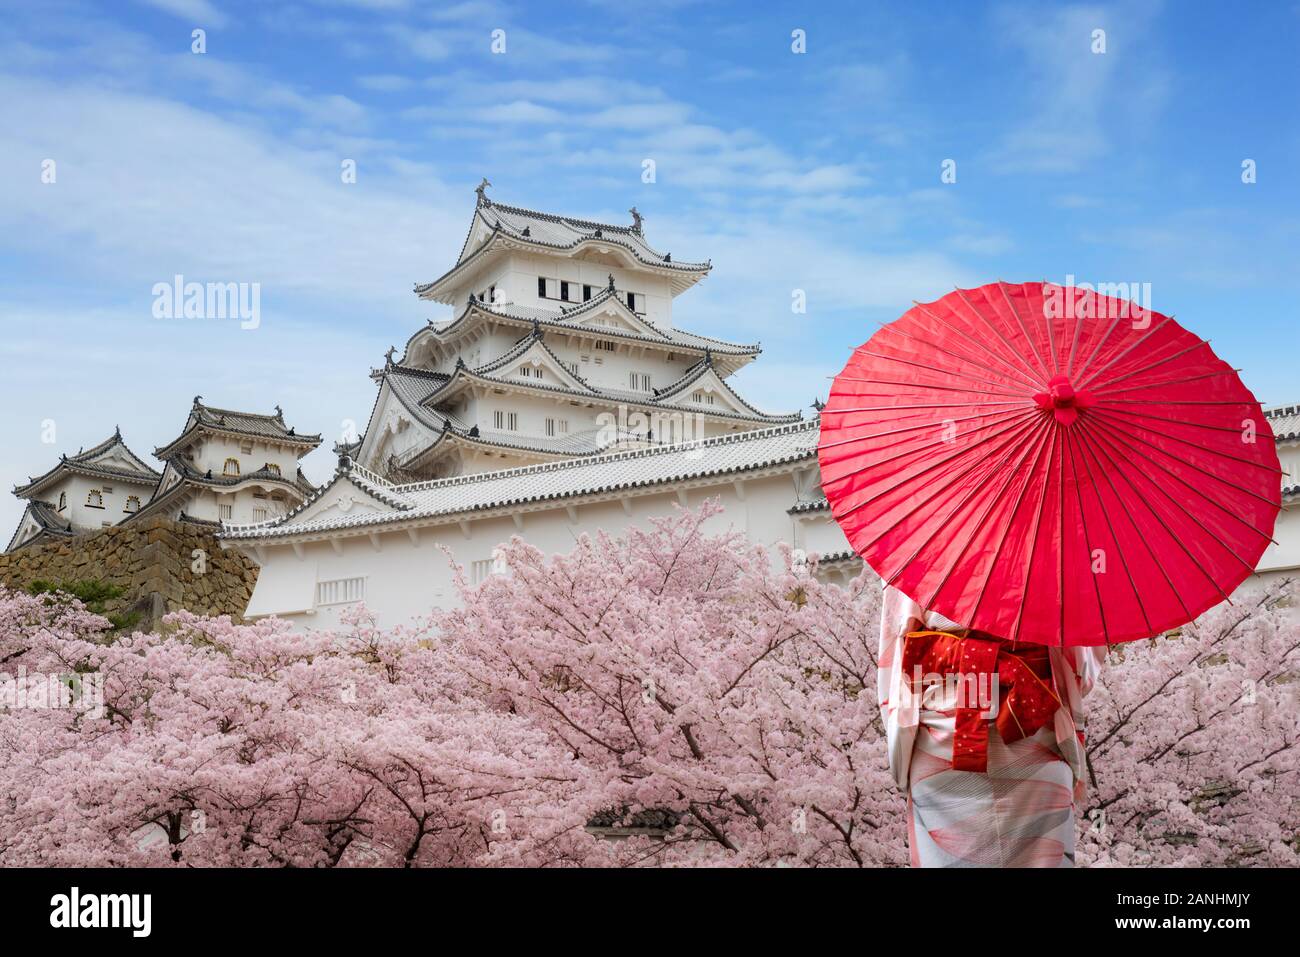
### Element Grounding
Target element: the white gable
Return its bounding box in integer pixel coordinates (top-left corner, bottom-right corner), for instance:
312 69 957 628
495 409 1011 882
277 474 403 529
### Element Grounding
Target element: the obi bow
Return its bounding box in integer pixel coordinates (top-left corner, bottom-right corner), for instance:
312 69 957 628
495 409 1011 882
901 630 1063 773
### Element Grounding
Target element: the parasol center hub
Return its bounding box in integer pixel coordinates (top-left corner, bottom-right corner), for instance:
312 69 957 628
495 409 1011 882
1034 375 1093 426
1047 376 1077 408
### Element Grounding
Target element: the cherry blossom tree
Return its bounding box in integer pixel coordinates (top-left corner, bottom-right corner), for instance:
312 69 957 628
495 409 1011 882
0 590 590 867
1079 579 1299 866
442 501 907 866
0 502 1294 867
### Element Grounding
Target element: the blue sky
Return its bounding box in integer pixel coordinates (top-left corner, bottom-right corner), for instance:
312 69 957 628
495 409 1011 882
1 0 1297 535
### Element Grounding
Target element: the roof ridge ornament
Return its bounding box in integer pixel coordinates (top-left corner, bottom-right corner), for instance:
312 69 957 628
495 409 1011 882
607 273 616 291
629 206 643 234
385 346 397 368
273 404 284 421
475 177 492 206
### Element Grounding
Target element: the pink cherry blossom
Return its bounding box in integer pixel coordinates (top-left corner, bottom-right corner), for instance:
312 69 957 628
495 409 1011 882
0 502 1294 867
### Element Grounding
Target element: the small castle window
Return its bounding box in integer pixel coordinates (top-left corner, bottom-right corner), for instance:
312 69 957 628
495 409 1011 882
223 458 240 477
86 489 104 508
57 492 66 511
266 463 281 477
124 495 140 513
241 443 253 455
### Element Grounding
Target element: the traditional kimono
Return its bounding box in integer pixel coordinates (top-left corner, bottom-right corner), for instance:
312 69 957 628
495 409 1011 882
878 584 1107 868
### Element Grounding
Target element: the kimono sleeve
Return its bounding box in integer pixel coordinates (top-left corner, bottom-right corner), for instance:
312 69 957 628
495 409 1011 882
878 583 924 791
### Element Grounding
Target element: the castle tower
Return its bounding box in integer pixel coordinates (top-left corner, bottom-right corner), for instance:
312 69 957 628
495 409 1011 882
351 184 800 481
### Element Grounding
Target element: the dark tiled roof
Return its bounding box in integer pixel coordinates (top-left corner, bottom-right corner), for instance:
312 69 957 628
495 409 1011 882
788 497 829 514
223 419 821 540
416 193 709 301
421 355 801 426
1265 404 1299 442
13 429 160 497
4 500 75 552
406 288 761 361
155 398 321 458
128 455 314 522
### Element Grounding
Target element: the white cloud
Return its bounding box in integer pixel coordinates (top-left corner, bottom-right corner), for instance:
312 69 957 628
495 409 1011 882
985 0 1169 172
135 0 228 28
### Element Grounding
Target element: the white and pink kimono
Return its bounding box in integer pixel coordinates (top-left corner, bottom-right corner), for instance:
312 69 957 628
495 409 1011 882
878 584 1107 868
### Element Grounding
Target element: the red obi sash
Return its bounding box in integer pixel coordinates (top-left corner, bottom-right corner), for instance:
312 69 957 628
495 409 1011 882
901 630 1062 773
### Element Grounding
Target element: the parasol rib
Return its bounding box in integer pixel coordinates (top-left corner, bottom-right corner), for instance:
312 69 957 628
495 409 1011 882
850 415 1048 554
1096 405 1283 445
917 423 1055 613
912 301 1049 391
1063 429 1113 646
951 286 1052 387
1088 339 1213 392
875 322 1045 392
832 371 1026 399
1082 414 1279 551
973 423 1059 638
821 409 1041 504
816 406 1031 452
820 399 1027 414
1072 310 1124 388
998 280 1058 377
1073 424 1193 622
1092 368 1236 400
1090 407 1283 483
1075 317 1175 392
1077 418 1235 604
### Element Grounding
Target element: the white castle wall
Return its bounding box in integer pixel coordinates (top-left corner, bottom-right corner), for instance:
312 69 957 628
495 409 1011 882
236 466 852 632
465 252 677 330
38 473 156 530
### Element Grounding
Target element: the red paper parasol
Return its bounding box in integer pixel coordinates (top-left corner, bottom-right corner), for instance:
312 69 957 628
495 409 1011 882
818 281 1282 646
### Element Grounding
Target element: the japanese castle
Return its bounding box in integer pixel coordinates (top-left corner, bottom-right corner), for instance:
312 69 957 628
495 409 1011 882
346 180 801 481
220 185 860 627
7 403 321 552
10 184 1297 629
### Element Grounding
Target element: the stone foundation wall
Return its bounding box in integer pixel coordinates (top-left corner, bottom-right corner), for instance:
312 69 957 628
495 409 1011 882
0 518 257 627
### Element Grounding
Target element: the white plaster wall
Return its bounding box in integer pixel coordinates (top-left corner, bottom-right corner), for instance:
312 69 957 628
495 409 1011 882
1257 440 1298 574
471 252 677 330
184 434 303 481
236 468 848 631
42 473 156 530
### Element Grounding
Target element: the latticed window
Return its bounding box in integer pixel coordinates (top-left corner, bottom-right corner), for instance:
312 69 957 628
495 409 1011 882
223 458 240 476
317 576 365 606
266 463 281 476
58 492 66 510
